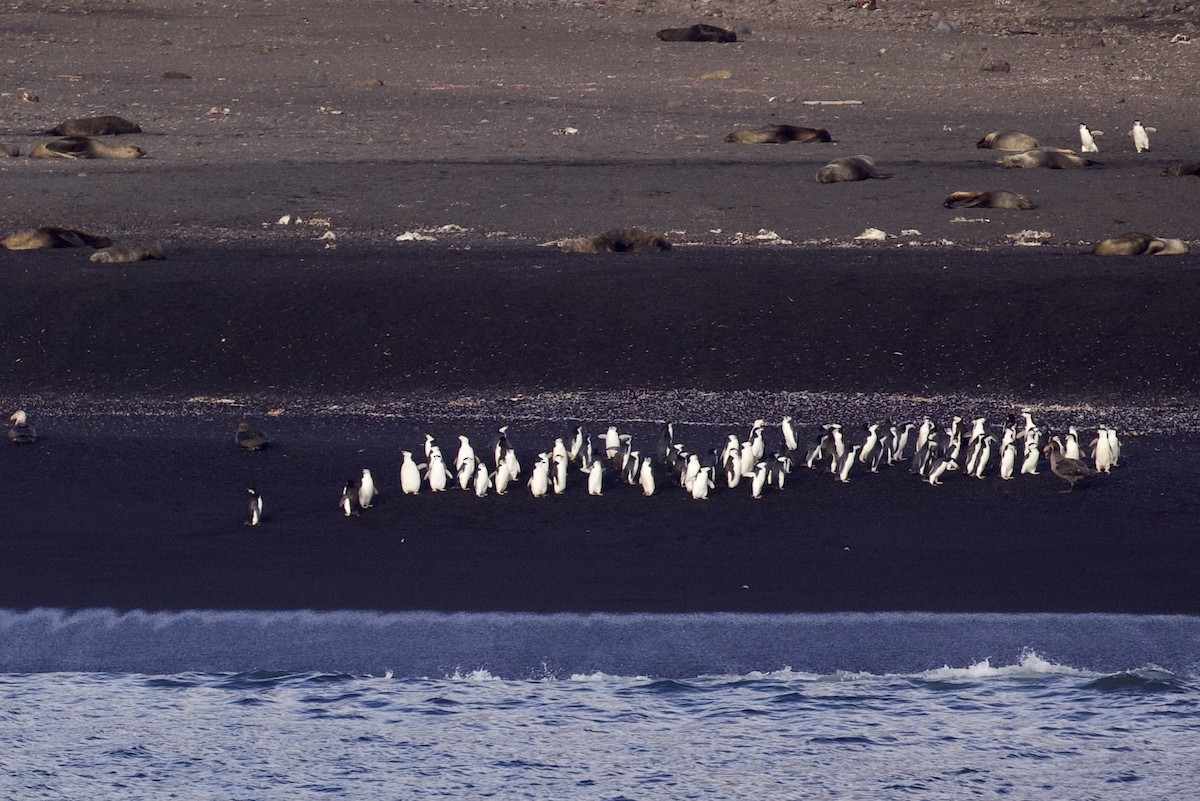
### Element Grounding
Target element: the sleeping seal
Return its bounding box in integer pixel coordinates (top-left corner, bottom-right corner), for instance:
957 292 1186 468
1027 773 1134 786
1161 160 1200 177
30 136 146 160
1092 232 1190 256
943 190 1035 210
0 144 18 157
0 227 113 250
996 148 1091 170
44 115 141 136
725 125 833 144
976 130 1041 151
656 24 737 42
815 155 890 183
562 228 672 253
90 242 166 263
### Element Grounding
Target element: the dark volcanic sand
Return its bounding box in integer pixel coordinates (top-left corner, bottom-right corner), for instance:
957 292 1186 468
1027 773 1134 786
1 0 1199 614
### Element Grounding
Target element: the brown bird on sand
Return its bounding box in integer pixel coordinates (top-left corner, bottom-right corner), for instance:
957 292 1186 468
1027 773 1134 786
235 420 270 451
1043 440 1096 492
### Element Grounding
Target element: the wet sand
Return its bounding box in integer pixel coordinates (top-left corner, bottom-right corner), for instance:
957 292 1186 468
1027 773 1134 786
1 0 1198 614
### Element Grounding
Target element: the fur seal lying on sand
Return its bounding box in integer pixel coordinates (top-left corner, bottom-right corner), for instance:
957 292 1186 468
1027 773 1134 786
562 228 672 253
30 137 146 160
815 155 890 183
725 125 832 144
1161 160 1200 177
1092 232 1190 256
943 190 1035 210
0 144 18 157
0 227 113 250
45 115 141 136
90 242 166 263
977 130 1041 151
656 24 736 42
996 148 1091 170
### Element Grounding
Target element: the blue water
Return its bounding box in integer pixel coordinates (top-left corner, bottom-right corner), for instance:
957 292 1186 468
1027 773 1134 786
3 611 1198 799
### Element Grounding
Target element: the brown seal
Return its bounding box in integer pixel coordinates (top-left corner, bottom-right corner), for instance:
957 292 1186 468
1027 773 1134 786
1092 232 1190 256
0 144 18 157
656 24 736 42
44 115 141 136
943 190 1035 210
90 242 166 263
0 227 113 250
562 228 672 253
976 130 1041 151
725 125 832 144
1161 160 1200 177
29 136 146 160
815 155 890 183
996 148 1090 170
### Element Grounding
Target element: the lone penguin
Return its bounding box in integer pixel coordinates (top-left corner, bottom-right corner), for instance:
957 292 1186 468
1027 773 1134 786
1129 120 1153 153
244 488 263 526
235 420 270 451
8 410 37 443
1078 123 1102 153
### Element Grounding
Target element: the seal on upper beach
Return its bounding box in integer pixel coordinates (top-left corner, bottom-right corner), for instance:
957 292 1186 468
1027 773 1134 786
562 228 672 253
1161 160 1200 177
656 23 737 42
995 148 1091 170
30 137 146 160
1092 232 1190 256
976 130 1040 151
0 227 113 250
815 155 890 183
44 115 141 136
724 125 832 144
943 190 1035 210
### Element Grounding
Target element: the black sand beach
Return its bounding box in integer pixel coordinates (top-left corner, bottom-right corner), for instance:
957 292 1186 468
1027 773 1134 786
2 0 1199 614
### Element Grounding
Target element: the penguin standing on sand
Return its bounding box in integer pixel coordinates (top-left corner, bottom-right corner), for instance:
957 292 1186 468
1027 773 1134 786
358 468 377 509
399 451 424 495
427 447 453 492
552 452 569 494
1064 426 1082 460
927 457 957 486
1079 123 1102 153
245 488 263 526
494 460 513 494
835 445 862 483
639 457 657 496
973 435 995 478
999 438 1017 480
529 453 551 497
750 461 769 499
1021 428 1042 475
690 465 714 499
582 459 605 496
340 479 361 517
654 423 675 466
1130 120 1154 153
781 416 799 451
490 425 511 469
1091 427 1114 474
473 461 492 497
1106 427 1122 467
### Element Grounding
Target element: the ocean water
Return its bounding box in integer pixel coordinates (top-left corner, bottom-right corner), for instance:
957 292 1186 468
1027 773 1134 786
3 611 1198 799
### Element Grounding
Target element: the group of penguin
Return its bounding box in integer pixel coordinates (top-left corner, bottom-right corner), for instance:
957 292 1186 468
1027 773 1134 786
234 410 1118 526
1077 121 1155 154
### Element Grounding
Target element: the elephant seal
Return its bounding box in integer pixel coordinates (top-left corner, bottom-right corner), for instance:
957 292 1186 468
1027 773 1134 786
562 228 672 253
943 190 1035 210
0 227 113 250
725 125 832 144
44 115 141 136
815 155 890 183
90 242 166 263
30 136 146 159
1161 160 1200 177
656 24 736 42
976 130 1041 150
1092 232 1190 256
996 148 1091 170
